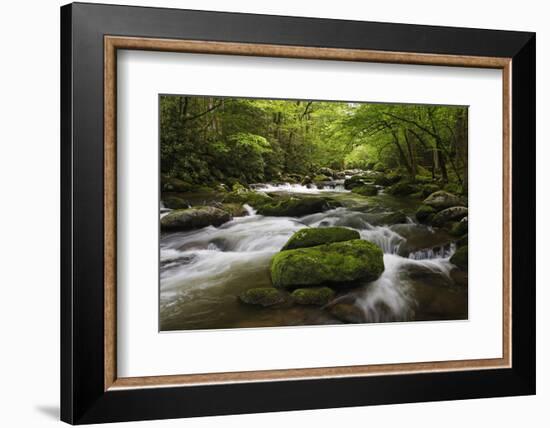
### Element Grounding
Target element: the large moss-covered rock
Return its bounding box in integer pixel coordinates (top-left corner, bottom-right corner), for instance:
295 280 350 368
432 206 468 226
291 287 335 306
301 176 313 185
450 217 468 236
351 184 378 196
344 175 369 189
313 174 330 182
257 197 329 217
415 204 437 223
281 227 360 251
379 210 408 225
239 288 287 307
450 245 468 270
423 191 464 210
163 196 189 209
318 167 335 178
221 203 249 217
160 207 231 231
270 239 384 289
420 183 440 197
386 181 419 196
374 172 402 186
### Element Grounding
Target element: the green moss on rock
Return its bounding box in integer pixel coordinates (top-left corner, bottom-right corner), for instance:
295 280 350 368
415 204 437 223
423 190 463 210
351 184 378 196
239 288 287 307
344 175 369 189
313 174 330 182
163 196 189 209
450 218 468 236
281 227 360 251
420 183 440 197
379 210 408 225
291 287 335 306
257 197 329 217
270 239 384 289
160 206 232 231
386 181 419 196
432 206 468 226
222 203 248 217
450 245 468 270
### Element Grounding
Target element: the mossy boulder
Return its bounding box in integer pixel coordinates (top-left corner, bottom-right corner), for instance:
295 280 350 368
291 287 335 306
351 184 378 196
318 167 335 178
450 217 468 236
162 177 193 192
270 239 384 289
423 191 464 210
301 176 313 185
386 181 419 196
432 206 468 226
281 227 360 251
373 172 402 186
239 288 287 307
420 183 440 197
450 245 468 270
379 210 408 225
415 205 437 223
344 175 369 189
163 196 189 209
160 206 232 231
313 174 330 182
257 197 329 217
221 203 249 217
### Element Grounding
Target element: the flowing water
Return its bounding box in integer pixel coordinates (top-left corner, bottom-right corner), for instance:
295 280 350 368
160 182 467 331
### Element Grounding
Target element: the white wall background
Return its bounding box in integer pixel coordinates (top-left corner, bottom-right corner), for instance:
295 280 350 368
0 0 545 426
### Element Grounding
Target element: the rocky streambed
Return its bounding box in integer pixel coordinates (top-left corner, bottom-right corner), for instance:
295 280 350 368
159 173 468 331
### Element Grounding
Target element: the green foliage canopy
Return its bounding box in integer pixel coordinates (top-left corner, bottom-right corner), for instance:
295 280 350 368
160 95 468 191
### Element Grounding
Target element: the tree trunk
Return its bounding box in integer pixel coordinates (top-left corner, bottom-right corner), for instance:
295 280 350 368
391 130 413 176
404 129 417 180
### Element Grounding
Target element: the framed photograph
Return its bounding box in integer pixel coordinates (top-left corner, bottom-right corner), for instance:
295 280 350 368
61 2 535 424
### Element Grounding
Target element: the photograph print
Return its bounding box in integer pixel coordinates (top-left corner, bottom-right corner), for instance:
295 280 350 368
159 95 469 331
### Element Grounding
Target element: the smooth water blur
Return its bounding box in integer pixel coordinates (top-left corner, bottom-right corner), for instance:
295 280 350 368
160 187 467 331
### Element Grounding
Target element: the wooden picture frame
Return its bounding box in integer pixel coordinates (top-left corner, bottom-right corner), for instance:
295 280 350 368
61 2 535 424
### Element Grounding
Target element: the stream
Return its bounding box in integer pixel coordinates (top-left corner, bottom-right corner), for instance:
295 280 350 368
160 181 467 331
